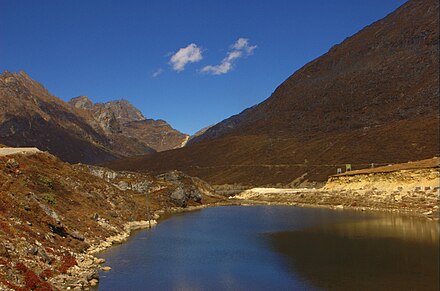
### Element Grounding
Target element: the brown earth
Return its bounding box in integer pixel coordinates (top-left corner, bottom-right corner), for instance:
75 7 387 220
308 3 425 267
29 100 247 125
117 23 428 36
106 0 439 186
335 157 439 176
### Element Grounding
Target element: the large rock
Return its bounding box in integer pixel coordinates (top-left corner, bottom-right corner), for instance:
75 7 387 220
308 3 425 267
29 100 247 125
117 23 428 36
170 187 187 207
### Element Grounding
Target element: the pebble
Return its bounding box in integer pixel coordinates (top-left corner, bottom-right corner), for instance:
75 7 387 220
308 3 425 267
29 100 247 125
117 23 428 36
101 266 112 271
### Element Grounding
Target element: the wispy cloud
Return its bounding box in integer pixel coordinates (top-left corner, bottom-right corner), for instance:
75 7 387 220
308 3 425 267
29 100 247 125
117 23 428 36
152 68 164 78
169 43 203 72
201 38 257 75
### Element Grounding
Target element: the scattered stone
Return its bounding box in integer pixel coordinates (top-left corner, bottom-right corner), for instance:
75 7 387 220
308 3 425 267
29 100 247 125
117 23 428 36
92 213 99 221
86 269 99 281
94 258 105 264
37 248 52 264
5 158 19 170
89 279 98 286
335 205 344 210
101 266 111 271
27 246 39 255
69 230 85 241
423 210 433 215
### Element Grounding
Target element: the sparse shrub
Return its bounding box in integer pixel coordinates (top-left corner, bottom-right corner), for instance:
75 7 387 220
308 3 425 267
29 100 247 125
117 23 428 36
35 281 53 291
38 175 54 189
24 270 42 289
42 193 56 205
0 258 9 266
15 262 28 273
59 255 77 274
39 269 53 281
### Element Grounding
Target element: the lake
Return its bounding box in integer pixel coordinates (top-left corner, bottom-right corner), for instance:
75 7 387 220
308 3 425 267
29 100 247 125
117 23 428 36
97 206 439 290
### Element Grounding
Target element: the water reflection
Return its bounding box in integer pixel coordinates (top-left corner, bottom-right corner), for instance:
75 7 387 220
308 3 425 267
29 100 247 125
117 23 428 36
97 206 439 291
269 214 439 291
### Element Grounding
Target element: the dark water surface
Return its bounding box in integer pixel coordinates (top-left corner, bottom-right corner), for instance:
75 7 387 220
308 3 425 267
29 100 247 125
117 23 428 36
97 206 438 290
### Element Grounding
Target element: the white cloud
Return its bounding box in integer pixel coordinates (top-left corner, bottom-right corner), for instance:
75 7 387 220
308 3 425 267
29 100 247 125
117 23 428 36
169 43 203 72
201 38 257 75
152 68 164 78
201 62 232 75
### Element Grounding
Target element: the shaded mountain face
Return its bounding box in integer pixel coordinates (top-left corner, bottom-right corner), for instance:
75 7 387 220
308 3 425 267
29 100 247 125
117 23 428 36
106 0 439 185
0 71 118 164
68 96 189 152
0 71 188 164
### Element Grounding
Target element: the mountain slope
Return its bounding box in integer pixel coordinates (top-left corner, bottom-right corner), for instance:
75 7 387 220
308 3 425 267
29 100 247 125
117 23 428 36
68 96 189 152
0 71 118 164
106 0 439 185
0 72 187 164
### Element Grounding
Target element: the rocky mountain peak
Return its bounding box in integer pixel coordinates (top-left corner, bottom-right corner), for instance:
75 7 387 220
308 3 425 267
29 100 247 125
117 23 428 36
100 99 145 124
69 96 93 109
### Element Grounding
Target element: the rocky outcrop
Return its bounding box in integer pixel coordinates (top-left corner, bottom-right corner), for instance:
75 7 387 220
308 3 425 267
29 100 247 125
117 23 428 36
233 158 439 217
68 96 189 152
0 149 224 290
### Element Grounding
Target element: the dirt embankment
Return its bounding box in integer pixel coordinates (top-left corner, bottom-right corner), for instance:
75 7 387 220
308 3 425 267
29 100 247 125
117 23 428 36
234 158 439 217
0 149 225 290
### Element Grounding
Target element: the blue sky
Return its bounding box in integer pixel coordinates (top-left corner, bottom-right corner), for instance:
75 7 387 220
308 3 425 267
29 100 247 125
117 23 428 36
0 0 407 134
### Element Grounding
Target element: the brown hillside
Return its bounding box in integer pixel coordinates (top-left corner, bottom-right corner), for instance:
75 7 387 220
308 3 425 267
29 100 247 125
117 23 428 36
106 0 439 185
0 71 118 164
0 71 187 164
68 96 188 152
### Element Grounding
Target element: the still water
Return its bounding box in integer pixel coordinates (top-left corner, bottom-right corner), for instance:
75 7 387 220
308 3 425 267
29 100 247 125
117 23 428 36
97 206 438 290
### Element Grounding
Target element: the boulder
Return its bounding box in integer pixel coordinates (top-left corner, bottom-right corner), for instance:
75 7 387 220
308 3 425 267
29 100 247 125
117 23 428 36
86 269 99 281
170 187 187 207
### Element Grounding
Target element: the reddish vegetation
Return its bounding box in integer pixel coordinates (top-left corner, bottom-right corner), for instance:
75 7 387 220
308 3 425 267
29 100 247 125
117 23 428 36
39 269 53 281
59 255 77 274
15 262 29 273
24 270 42 290
106 0 439 186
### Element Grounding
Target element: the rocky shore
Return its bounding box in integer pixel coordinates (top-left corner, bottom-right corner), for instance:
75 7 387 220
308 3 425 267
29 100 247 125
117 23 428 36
233 158 439 219
0 150 226 290
48 220 158 289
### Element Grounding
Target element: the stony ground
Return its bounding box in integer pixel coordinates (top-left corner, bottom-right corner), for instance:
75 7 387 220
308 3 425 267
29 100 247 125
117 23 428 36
234 160 439 218
0 150 225 290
